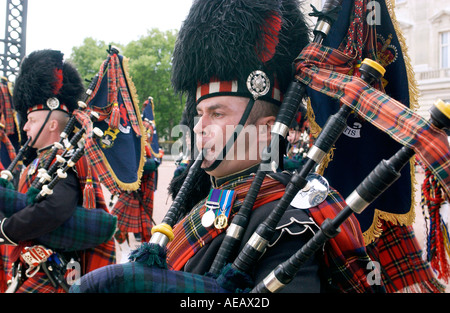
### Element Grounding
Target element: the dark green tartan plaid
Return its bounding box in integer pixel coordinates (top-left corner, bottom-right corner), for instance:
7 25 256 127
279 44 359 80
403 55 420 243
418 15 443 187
70 262 230 293
0 183 117 252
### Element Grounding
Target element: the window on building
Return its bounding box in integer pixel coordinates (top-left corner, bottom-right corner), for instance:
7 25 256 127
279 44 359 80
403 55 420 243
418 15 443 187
442 32 449 69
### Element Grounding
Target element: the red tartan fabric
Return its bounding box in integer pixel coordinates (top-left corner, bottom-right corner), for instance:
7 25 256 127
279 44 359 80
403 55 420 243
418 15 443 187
309 189 376 292
88 54 141 136
368 221 445 293
0 128 17 165
111 54 141 136
16 272 67 293
112 171 155 243
73 109 121 195
0 79 15 136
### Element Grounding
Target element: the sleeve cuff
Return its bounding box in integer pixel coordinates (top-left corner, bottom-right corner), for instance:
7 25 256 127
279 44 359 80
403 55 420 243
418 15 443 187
0 219 18 246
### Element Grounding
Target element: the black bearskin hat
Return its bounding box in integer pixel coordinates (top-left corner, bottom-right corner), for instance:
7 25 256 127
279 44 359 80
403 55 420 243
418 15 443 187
171 0 310 106
13 49 84 122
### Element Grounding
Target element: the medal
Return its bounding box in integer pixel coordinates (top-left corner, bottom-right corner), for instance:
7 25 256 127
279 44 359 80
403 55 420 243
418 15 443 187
214 214 228 230
202 189 220 228
213 189 234 230
201 188 236 230
201 209 216 228
28 158 40 176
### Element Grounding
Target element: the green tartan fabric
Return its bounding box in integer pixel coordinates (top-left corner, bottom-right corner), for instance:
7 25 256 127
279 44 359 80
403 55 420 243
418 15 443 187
0 184 117 252
70 262 231 293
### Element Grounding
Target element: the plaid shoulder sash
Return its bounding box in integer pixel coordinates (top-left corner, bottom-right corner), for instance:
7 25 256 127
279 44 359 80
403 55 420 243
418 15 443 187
166 174 286 271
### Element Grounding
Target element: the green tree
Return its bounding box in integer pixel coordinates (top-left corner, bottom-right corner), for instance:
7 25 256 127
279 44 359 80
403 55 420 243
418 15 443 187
69 30 185 142
124 28 185 141
69 38 124 84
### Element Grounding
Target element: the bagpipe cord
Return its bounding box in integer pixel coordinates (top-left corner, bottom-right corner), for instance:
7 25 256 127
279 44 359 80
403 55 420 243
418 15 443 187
421 167 450 283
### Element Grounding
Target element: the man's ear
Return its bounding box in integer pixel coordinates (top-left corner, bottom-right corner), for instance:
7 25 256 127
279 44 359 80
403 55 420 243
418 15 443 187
48 119 59 132
257 115 276 142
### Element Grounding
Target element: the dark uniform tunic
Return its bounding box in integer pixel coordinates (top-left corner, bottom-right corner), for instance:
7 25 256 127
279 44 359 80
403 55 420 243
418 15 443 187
1 169 80 244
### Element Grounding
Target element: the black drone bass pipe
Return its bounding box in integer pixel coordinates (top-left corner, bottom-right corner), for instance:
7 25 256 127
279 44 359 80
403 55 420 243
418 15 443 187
251 99 450 293
208 0 345 276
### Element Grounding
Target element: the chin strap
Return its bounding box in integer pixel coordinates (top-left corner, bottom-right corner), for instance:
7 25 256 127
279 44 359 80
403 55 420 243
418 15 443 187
204 98 256 172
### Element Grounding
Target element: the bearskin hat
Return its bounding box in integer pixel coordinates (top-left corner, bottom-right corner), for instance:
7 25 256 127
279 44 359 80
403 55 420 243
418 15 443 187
171 0 310 106
13 49 84 122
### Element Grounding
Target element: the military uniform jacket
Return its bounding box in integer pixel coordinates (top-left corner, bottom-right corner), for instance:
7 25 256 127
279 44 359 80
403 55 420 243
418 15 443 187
182 168 324 293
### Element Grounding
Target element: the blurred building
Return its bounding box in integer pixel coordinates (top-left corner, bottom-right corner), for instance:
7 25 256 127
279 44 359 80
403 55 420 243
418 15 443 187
307 0 450 119
395 0 450 118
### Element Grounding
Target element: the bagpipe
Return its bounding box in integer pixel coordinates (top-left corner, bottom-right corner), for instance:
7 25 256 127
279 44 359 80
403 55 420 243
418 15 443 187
70 0 450 293
0 75 117 254
82 47 155 245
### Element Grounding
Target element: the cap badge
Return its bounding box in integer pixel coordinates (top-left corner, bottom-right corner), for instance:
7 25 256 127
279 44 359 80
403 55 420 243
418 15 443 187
246 70 270 100
46 97 60 110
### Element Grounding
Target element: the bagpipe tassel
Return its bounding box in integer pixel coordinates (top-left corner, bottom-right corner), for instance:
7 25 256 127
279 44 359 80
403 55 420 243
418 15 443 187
422 168 450 283
108 102 120 129
26 187 40 205
107 53 120 130
443 221 450 261
83 167 96 209
128 242 167 269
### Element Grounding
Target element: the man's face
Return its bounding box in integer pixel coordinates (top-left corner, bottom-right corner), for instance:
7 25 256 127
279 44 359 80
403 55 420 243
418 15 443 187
194 96 271 178
23 110 52 149
287 129 301 144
